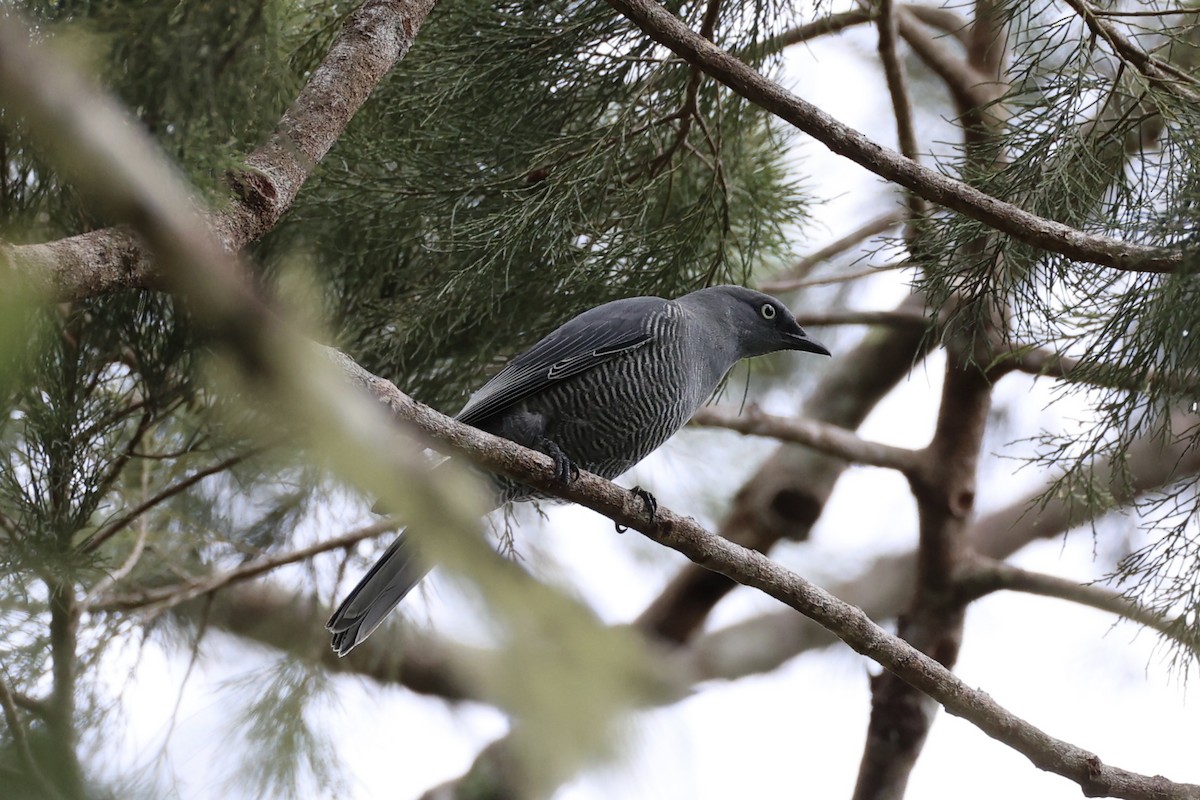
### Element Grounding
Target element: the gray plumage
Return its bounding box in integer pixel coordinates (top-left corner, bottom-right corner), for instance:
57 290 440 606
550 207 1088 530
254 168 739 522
327 285 829 654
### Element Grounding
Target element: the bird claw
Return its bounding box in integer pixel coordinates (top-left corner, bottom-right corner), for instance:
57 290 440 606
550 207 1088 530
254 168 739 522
632 485 658 521
552 449 578 488
615 485 658 533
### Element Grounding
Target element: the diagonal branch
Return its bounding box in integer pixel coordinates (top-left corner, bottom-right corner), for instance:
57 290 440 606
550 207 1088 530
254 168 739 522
604 0 1181 273
81 452 253 554
690 406 922 474
2 0 439 302
759 209 905 290
329 341 1200 800
761 9 876 54
88 518 398 614
958 556 1196 654
876 0 922 169
1061 0 1200 104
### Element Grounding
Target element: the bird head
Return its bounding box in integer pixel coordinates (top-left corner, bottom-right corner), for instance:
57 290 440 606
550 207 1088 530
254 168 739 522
686 285 830 360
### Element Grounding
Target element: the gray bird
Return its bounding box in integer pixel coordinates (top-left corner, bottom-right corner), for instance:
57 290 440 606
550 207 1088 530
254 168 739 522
326 285 829 654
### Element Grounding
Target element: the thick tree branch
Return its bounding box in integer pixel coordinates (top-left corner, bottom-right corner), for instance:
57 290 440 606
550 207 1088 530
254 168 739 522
260 408 1200 694
854 335 992 798
186 334 1200 799
2 0 438 301
179 582 487 703
605 0 1181 273
333 345 1200 800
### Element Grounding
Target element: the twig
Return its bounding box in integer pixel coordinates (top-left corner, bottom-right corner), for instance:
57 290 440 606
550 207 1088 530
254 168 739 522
690 406 922 475
1090 7 1200 16
958 556 1196 655
88 517 399 614
760 9 876 54
766 261 908 291
877 0 923 172
902 5 970 42
83 512 151 604
605 0 1181 273
794 309 930 327
1061 0 1200 102
81 452 252 554
760 210 905 289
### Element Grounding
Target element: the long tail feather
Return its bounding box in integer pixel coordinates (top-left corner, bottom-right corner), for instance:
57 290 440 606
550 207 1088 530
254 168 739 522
326 532 430 656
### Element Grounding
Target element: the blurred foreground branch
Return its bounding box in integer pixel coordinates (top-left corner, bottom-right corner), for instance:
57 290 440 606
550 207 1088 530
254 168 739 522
1 0 438 301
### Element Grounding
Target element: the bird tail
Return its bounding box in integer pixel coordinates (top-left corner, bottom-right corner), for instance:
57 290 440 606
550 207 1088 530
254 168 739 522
326 531 430 656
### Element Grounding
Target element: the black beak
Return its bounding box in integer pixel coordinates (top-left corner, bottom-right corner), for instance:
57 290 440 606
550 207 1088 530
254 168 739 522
784 328 831 357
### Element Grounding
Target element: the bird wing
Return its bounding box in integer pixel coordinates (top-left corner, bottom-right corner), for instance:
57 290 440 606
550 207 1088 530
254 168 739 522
455 296 666 425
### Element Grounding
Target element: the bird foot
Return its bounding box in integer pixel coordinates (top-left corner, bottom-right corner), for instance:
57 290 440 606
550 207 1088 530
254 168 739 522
539 438 578 488
615 485 658 533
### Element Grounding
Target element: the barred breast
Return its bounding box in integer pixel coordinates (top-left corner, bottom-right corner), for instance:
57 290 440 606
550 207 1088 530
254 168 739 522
492 301 716 503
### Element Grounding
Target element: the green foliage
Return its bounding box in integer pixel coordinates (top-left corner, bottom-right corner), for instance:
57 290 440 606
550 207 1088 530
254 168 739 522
24 0 304 193
270 0 807 412
223 658 340 798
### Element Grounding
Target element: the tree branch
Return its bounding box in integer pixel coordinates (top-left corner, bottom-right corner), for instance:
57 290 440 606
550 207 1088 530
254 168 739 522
341 345 1200 800
690 406 922 474
177 582 490 703
766 260 908 290
794 309 930 327
605 0 1181 273
81 452 252 554
877 0 922 170
761 210 904 289
263 408 1200 695
761 9 876 53
1060 0 1200 104
958 556 1196 655
88 518 399 614
2 0 439 301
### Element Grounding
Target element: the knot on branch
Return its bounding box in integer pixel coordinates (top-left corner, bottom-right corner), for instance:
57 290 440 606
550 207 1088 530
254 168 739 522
225 166 278 216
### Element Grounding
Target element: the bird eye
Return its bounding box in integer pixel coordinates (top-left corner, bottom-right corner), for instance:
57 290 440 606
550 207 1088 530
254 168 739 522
760 303 776 320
